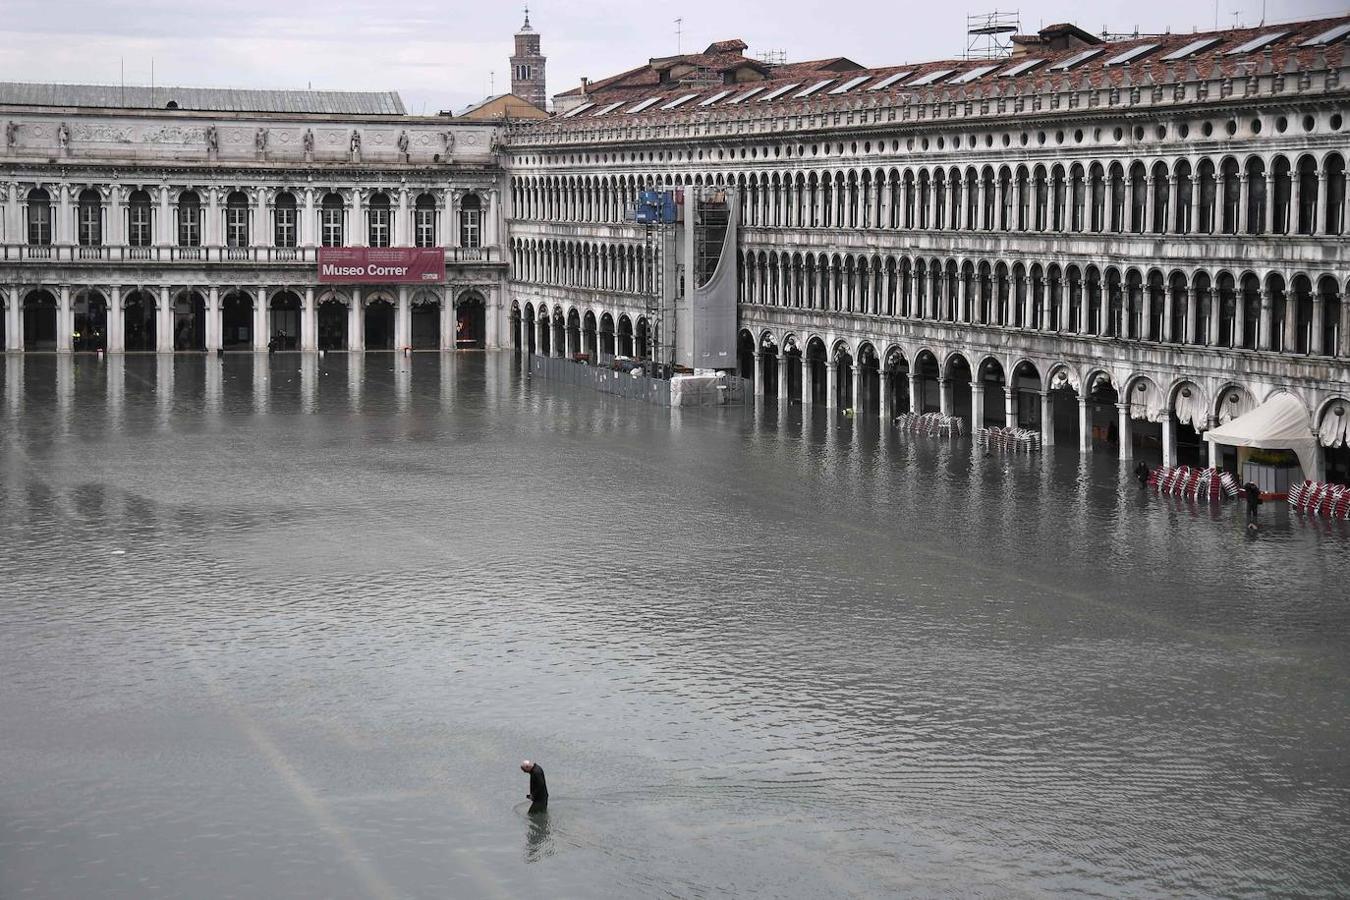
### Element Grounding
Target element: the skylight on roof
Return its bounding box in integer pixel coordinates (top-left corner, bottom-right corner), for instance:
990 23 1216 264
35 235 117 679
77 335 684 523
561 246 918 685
1301 22 1350 47
907 68 955 87
625 96 662 114
591 101 624 117
725 86 767 104
1224 32 1287 55
562 102 595 118
827 75 872 95
660 93 698 110
1161 36 1222 60
1105 43 1159 66
757 83 802 102
795 79 835 98
997 58 1047 77
949 65 999 84
1050 47 1104 71
866 70 914 91
697 89 733 107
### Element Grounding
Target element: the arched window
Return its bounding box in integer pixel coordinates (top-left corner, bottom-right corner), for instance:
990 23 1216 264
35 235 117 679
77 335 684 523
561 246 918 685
321 192 344 247
225 190 249 248
26 188 52 246
273 191 297 248
414 193 437 247
78 188 102 246
367 192 392 247
177 190 201 247
460 194 482 248
1324 153 1346 236
128 189 153 248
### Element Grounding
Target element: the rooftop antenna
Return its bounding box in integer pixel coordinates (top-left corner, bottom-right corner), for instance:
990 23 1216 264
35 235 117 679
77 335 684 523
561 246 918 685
675 18 683 54
150 57 155 106
489 70 495 96
120 57 125 106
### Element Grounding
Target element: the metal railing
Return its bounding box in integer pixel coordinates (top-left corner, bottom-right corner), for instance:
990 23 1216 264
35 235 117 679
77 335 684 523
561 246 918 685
0 243 501 265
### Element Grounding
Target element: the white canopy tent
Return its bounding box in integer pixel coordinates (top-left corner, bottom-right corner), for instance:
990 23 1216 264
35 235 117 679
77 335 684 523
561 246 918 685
1204 392 1319 478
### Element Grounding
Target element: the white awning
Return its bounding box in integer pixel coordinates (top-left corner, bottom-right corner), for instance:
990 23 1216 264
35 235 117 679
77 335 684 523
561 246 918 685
1204 392 1318 473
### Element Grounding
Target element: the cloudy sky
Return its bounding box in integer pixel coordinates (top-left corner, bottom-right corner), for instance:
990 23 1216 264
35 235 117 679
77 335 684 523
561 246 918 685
0 0 1342 114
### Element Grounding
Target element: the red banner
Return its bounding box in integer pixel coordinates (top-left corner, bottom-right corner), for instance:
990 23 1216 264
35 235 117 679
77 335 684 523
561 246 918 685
318 247 444 284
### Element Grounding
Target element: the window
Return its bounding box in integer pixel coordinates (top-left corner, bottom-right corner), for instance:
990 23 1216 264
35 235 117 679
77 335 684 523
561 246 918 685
78 188 102 246
26 188 52 245
128 190 153 247
459 194 481 248
321 192 344 247
273 192 297 248
225 190 249 248
177 190 201 247
368 192 392 247
414 193 437 247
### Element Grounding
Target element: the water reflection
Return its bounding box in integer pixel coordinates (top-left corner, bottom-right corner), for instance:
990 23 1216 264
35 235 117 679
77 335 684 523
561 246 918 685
0 351 1347 899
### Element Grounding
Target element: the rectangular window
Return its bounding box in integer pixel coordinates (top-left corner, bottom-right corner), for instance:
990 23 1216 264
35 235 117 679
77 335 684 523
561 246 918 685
415 209 436 247
78 204 102 246
27 203 51 245
460 209 481 248
321 209 343 247
368 208 391 247
225 207 249 248
177 207 200 247
129 205 152 247
274 207 296 248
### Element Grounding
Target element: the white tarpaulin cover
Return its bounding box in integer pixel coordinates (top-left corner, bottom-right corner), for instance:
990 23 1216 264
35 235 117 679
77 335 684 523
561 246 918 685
1172 384 1209 430
1319 402 1349 448
1129 379 1166 422
1204 393 1318 474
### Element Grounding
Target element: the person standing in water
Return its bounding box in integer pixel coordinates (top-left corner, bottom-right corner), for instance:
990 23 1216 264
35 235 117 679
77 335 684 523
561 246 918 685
521 760 548 812
1243 482 1263 527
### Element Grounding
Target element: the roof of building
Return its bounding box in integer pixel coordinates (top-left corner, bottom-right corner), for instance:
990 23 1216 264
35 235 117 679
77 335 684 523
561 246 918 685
456 93 550 120
544 13 1349 125
0 82 407 115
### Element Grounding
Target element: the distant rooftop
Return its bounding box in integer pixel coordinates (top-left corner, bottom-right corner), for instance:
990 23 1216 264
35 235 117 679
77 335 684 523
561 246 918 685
0 82 406 115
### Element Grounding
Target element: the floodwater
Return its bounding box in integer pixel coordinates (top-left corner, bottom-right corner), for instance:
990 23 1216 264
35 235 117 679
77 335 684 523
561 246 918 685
1 352 1347 899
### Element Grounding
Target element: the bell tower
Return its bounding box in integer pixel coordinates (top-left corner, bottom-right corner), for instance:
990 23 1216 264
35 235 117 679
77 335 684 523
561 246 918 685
510 7 547 110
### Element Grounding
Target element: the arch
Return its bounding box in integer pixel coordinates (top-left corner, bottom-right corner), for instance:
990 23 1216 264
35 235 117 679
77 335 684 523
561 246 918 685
454 291 486 349
122 289 157 351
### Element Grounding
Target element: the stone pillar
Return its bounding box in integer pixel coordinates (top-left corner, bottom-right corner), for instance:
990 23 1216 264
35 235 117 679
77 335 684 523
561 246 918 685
802 358 813 406
1208 287 1221 347
880 369 894 422
825 361 837 410
1117 403 1132 459
108 185 125 248
1162 287 1174 343
777 351 789 404
1208 426 1219 468
957 273 969 323
1004 386 1016 428
206 188 220 248
156 286 173 353
1311 293 1325 356
396 286 411 350
1258 288 1273 350
254 290 269 351
108 286 123 353
302 287 316 352
938 377 950 417
396 189 410 246
535 316 546 357
1158 413 1176 467
1290 171 1303 234
908 371 920 414
1041 392 1055 446
1184 287 1197 345
971 382 985 429
1314 172 1327 236
350 190 364 247
302 188 316 247
1166 173 1178 233
850 363 862 412
206 287 220 352
157 186 171 247
441 288 455 351
56 184 72 246
6 286 23 351
56 285 72 351
349 287 364 351
1077 395 1091 452
1283 288 1298 354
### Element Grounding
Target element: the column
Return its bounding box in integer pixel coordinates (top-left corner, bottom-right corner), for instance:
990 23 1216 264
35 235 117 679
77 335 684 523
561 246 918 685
108 286 123 352
156 286 173 353
1264 173 1277 233
206 188 220 248
1041 392 1055 446
206 286 220 352
56 285 72 351
1184 287 1197 345
957 274 969 323
350 190 364 247
825 361 837 410
6 286 23 351
777 351 789 405
486 189 501 247
253 289 268 351
302 286 316 351
56 184 72 246
535 316 546 357
349 287 364 350
396 286 411 350
1258 289 1273 350
396 189 410 246
158 186 171 247
880 369 894 423
1162 287 1174 343
1161 413 1176 467
1140 287 1152 341
908 371 919 414
1283 289 1298 353
850 364 862 413
802 357 813 406
302 188 316 247
1077 395 1091 452
441 288 455 351
1004 386 1016 428
970 382 984 429
1117 404 1132 460
1208 287 1221 347
993 178 1003 230
1207 422 1219 468
1290 171 1303 234
1311 293 1325 356
108 185 125 248
938 377 950 417
1314 173 1327 236
1166 172 1179 234
752 350 766 397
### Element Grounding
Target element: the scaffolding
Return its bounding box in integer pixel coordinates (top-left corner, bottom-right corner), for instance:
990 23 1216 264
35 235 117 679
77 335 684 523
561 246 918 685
965 11 1019 59
694 190 730 289
753 48 787 66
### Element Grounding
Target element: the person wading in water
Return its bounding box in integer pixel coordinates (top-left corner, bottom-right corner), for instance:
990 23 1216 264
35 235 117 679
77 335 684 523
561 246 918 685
521 760 548 812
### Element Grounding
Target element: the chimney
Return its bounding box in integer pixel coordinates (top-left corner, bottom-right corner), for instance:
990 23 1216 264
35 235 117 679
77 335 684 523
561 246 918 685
580 77 590 97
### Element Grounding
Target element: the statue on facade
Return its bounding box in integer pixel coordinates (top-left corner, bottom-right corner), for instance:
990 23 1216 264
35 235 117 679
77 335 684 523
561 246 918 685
205 124 218 154
349 129 362 160
255 127 268 155
5 120 16 148
442 130 455 154
397 129 410 160
302 128 315 156
57 122 70 151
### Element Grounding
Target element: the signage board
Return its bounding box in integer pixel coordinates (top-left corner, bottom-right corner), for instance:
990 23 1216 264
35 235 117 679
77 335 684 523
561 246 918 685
317 247 444 284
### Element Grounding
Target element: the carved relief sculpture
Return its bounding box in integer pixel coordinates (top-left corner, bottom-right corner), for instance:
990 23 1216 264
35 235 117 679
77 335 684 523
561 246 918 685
5 120 16 148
